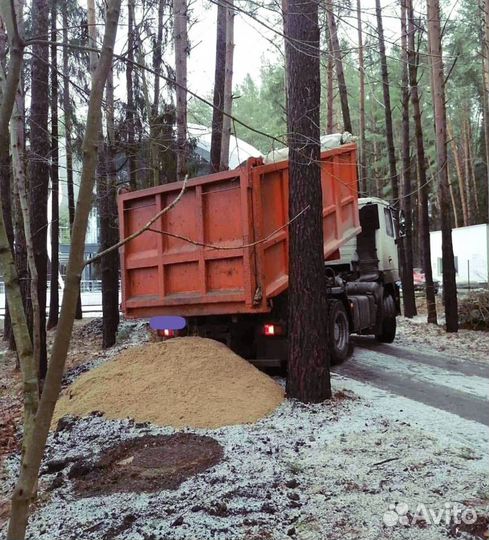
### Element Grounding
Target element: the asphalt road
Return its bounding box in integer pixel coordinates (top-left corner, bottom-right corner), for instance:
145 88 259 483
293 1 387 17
333 337 489 426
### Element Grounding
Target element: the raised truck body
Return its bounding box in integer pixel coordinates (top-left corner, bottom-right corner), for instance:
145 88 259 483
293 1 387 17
118 140 400 365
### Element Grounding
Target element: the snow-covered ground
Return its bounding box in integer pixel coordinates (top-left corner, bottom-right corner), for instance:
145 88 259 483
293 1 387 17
396 314 489 364
1 317 488 540
1 377 488 540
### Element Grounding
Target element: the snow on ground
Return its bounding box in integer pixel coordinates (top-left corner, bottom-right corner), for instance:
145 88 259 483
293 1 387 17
1 376 488 540
396 316 489 364
1 315 488 539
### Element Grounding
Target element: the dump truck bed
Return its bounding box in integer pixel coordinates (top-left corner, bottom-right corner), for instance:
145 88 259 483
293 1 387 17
119 143 360 318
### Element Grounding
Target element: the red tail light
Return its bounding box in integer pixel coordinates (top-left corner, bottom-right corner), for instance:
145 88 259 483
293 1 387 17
264 324 275 336
264 323 285 336
158 329 175 338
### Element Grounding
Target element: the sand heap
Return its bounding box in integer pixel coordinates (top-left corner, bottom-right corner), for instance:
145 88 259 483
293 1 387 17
53 337 284 429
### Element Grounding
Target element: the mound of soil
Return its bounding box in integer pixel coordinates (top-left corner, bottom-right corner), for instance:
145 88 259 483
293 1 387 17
53 337 284 429
71 433 223 496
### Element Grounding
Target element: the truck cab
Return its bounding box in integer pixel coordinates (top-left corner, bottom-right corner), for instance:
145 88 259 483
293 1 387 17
332 197 400 285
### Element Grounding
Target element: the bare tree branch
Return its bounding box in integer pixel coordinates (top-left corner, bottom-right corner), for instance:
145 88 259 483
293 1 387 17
85 174 188 267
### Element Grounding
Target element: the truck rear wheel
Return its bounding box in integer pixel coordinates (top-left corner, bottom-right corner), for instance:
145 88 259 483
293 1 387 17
376 295 397 343
327 300 351 365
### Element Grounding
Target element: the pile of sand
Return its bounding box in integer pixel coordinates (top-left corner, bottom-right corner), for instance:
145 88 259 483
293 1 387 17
53 337 284 429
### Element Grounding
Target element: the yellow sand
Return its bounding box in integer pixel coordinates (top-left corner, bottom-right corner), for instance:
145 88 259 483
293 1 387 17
53 337 284 429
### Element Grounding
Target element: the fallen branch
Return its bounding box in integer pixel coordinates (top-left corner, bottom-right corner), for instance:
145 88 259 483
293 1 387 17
370 457 400 468
84 174 188 267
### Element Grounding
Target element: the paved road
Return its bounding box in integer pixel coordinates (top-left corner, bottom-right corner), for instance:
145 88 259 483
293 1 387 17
333 337 489 426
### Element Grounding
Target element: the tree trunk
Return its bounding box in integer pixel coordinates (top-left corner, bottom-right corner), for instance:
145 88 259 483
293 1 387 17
447 120 468 226
100 63 120 348
326 50 334 134
375 0 399 204
427 0 458 332
210 1 226 171
466 116 479 218
400 0 416 318
0 12 14 347
28 0 50 380
285 0 331 403
408 0 437 324
7 4 122 537
173 0 187 179
0 0 39 499
462 112 474 223
326 0 351 133
47 0 59 329
150 0 164 185
12 80 42 413
126 0 137 188
220 0 234 171
0 142 13 347
483 0 489 244
11 104 30 367
447 164 459 228
356 0 366 195
152 0 164 117
62 8 82 319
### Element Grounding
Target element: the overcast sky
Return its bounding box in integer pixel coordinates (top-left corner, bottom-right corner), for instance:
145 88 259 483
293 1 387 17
187 0 404 95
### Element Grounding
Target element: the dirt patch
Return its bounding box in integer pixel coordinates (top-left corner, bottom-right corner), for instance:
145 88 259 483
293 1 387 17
71 433 223 496
53 337 284 429
449 513 489 539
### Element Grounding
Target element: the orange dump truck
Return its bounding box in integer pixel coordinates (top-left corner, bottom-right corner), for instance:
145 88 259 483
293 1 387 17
119 140 401 365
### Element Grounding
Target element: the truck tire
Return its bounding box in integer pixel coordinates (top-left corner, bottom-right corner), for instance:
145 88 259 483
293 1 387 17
376 295 397 343
327 300 352 364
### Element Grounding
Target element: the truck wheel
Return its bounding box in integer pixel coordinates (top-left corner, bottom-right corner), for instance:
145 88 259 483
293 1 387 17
376 295 397 343
327 300 351 365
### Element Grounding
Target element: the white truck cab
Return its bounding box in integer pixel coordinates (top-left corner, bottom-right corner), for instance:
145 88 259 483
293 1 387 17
330 197 400 285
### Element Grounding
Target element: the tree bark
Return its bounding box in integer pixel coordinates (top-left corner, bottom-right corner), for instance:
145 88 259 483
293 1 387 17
152 0 164 117
407 0 437 324
173 0 187 179
400 0 416 318
326 50 334 133
47 0 59 329
447 120 467 227
28 0 50 379
7 4 122 537
62 8 82 319
356 0 366 195
0 10 14 347
427 0 458 332
326 0 351 133
100 63 120 348
285 0 331 402
0 0 39 485
466 116 479 218
220 0 234 171
462 112 474 224
482 0 489 237
447 164 459 228
375 0 399 204
210 1 226 171
126 0 137 188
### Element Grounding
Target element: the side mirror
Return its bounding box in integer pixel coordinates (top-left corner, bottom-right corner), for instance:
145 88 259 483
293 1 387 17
398 210 407 238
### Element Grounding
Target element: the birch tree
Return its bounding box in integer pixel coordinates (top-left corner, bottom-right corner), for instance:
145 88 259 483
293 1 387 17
7 3 122 536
